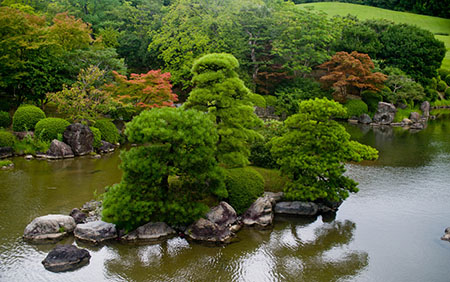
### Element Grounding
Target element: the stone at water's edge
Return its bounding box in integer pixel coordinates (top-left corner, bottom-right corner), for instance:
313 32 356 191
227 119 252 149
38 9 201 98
70 208 87 224
242 195 274 228
402 118 413 125
46 140 74 159
373 102 396 125
74 221 117 244
42 245 90 272
122 222 176 242
274 201 319 216
264 192 284 203
63 123 93 156
0 147 13 159
358 113 372 124
98 141 116 154
206 201 237 227
24 215 76 242
421 101 430 117
409 112 421 123
81 200 102 213
441 227 450 241
186 218 233 243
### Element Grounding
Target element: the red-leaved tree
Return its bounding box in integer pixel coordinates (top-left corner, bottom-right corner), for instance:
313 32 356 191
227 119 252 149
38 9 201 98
109 70 178 109
318 51 387 101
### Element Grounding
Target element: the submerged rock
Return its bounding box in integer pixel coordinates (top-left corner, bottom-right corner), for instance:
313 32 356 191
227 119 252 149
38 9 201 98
242 195 274 228
205 201 237 227
63 123 93 156
441 227 450 241
46 140 74 159
274 201 319 216
24 215 76 242
42 245 90 272
373 102 396 125
121 222 176 242
74 221 117 244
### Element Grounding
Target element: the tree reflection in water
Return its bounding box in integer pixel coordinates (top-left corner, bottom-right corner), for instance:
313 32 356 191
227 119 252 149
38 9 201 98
103 215 367 282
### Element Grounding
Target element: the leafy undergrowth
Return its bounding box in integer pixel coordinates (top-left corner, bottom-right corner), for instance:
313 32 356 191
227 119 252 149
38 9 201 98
250 166 289 193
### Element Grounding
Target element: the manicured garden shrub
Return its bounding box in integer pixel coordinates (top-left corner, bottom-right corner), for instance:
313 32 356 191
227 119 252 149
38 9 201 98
225 167 264 214
445 75 450 87
0 111 11 128
0 131 15 147
93 119 119 144
362 90 383 114
35 118 70 142
438 68 450 79
445 88 450 99
341 99 369 119
264 95 277 107
437 80 447 92
247 93 266 107
90 127 102 149
12 105 46 132
249 120 285 169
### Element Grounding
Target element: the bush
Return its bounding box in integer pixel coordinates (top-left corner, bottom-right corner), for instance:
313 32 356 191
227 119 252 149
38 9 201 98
341 99 368 119
249 120 285 169
362 91 383 114
438 69 450 79
0 111 11 128
247 93 266 107
93 119 119 144
90 127 102 149
445 75 450 87
0 131 15 147
35 118 70 142
13 134 50 155
12 105 46 132
225 167 264 214
264 95 277 107
445 88 450 99
437 80 447 92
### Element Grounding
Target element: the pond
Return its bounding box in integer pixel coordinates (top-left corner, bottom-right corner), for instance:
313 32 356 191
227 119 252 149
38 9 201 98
1 115 450 281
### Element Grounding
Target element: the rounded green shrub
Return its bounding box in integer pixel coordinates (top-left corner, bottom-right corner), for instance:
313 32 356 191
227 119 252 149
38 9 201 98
225 167 264 214
12 105 46 132
438 68 450 79
0 131 15 147
93 119 119 144
342 99 368 119
35 118 70 142
0 111 11 128
362 91 382 114
437 80 447 92
445 75 450 86
247 93 266 107
264 95 277 107
445 87 450 99
90 127 102 149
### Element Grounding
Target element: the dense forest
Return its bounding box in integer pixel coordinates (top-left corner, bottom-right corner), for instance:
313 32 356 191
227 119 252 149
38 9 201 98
292 0 450 18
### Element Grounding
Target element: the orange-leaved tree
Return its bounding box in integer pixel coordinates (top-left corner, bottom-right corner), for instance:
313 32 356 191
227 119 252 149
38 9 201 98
109 70 178 109
318 51 387 101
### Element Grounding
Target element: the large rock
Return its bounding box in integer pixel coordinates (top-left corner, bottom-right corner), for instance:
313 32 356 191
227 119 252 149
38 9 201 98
98 141 115 154
42 245 90 272
70 208 87 224
205 201 237 227
373 102 396 125
421 101 430 117
242 196 274 228
274 201 319 216
63 123 93 156
264 192 284 203
0 147 14 159
24 215 76 242
358 113 372 124
81 200 102 222
409 112 421 123
441 227 450 241
74 221 117 244
186 218 232 243
121 222 176 242
46 140 74 159
81 200 102 213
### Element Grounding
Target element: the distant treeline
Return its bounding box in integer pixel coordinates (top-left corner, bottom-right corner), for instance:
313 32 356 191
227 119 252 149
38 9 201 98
292 0 450 18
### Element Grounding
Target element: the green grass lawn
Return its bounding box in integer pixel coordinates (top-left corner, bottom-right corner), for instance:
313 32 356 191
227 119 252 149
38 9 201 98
298 2 450 69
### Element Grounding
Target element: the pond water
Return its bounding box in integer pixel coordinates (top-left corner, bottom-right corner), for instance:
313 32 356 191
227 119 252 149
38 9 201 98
1 115 450 282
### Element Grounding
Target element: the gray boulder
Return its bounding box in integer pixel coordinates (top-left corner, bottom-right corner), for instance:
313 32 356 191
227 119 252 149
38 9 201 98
402 118 413 125
421 101 430 117
24 214 76 242
46 140 74 159
242 196 274 228
74 221 117 244
441 227 450 241
0 147 14 159
98 141 115 154
410 123 425 130
121 222 176 242
373 102 396 125
206 201 237 227
264 192 284 203
274 201 319 216
70 208 87 224
409 112 421 123
42 245 90 272
81 200 102 213
186 218 232 243
63 123 93 156
358 114 372 124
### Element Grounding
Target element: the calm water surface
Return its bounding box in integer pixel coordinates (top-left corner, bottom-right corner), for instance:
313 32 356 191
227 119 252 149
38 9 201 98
1 116 450 282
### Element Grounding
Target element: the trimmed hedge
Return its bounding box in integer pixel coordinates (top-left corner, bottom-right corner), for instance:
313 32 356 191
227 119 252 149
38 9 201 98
90 127 102 149
93 119 119 144
225 167 264 214
0 131 15 147
445 88 450 99
437 80 447 92
12 105 46 132
342 99 369 119
247 93 266 108
0 111 11 128
35 118 70 142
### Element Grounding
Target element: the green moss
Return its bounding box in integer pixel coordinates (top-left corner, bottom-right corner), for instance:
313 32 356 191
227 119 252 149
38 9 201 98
12 105 46 132
0 131 15 147
35 118 70 142
225 167 264 214
93 119 119 144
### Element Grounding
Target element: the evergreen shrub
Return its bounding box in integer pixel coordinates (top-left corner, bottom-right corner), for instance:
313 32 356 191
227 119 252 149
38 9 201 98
445 88 450 99
93 119 119 144
445 75 450 87
437 80 447 92
342 99 368 119
0 131 15 147
225 167 264 214
35 118 70 142
0 111 11 128
362 90 382 114
90 127 102 149
12 105 46 131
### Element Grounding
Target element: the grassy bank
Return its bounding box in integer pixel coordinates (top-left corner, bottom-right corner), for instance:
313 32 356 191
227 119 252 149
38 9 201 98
298 2 450 68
